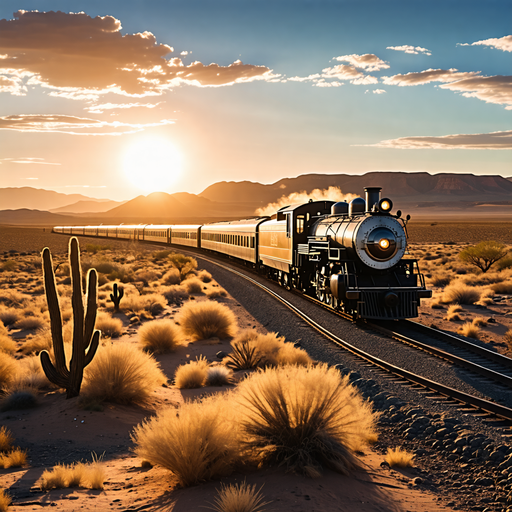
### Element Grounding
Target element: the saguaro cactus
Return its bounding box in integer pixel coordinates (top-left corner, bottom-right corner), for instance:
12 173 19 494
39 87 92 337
110 283 124 312
40 237 100 399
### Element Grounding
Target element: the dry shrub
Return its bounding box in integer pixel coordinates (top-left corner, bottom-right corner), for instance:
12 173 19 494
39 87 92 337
385 447 414 468
504 329 512 350
472 316 487 327
207 288 228 299
492 281 512 294
236 364 377 477
0 426 14 452
95 312 123 338
0 307 19 326
0 448 27 468
497 256 512 271
15 356 49 390
442 283 481 305
162 268 181 285
224 339 262 370
161 285 189 304
179 300 237 341
445 304 463 322
40 456 104 491
430 274 452 287
168 253 198 278
132 393 239 487
21 327 53 355
429 295 444 309
275 342 312 366
183 278 204 295
0 333 16 354
205 365 234 387
197 270 212 283
14 315 46 331
138 319 183 354
0 389 38 412
136 270 160 284
477 288 495 306
210 481 270 512
0 352 18 389
0 290 29 308
174 356 209 388
122 293 166 317
458 322 480 339
82 343 167 404
0 488 11 512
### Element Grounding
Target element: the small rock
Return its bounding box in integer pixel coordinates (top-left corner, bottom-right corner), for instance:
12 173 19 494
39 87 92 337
216 351 228 360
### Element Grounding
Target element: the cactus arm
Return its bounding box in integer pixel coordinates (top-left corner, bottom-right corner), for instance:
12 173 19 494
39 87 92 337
40 350 69 388
84 330 100 367
41 247 66 375
69 237 84 351
83 268 98 349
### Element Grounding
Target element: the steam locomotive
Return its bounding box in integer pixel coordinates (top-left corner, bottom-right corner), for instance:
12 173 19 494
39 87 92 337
54 187 431 320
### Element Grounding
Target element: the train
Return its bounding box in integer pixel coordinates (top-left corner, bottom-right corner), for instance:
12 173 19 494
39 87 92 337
53 186 431 320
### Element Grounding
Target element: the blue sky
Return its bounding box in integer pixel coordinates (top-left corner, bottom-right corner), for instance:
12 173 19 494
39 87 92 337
0 1 510 200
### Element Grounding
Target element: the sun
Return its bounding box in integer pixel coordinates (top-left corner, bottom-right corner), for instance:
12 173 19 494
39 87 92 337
122 137 183 194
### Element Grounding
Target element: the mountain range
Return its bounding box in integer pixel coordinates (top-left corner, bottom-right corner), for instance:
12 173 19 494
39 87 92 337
1 172 511 225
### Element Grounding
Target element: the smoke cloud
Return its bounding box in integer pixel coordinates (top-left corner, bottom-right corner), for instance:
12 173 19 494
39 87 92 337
256 187 359 217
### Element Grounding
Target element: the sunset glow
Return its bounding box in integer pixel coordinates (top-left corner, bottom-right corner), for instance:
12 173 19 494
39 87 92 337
122 138 183 194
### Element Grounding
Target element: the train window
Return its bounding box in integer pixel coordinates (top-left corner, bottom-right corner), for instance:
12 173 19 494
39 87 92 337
286 214 291 238
296 215 305 234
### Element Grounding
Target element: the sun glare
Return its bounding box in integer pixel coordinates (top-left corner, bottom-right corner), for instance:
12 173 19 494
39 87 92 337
122 138 183 194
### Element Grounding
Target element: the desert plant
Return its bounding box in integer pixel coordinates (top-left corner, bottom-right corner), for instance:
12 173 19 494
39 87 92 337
183 278 204 294
224 340 262 370
205 365 234 387
445 304 463 322
497 255 512 271
197 270 213 283
109 282 124 312
39 238 100 399
21 327 53 355
0 290 29 308
430 274 452 287
236 364 377 477
0 427 14 452
14 315 46 331
504 329 512 350
0 488 11 512
0 352 18 389
131 393 239 486
209 481 270 512
174 356 209 388
491 281 512 294
0 390 38 412
207 289 228 299
178 300 237 341
138 319 183 353
472 316 487 327
121 293 166 317
385 447 414 468
85 243 110 254
95 312 123 338
81 343 166 404
458 322 480 339
0 333 16 354
442 283 481 305
459 241 508 273
162 285 189 304
168 253 198 278
162 268 181 285
0 448 27 468
1 260 17 272
0 308 19 326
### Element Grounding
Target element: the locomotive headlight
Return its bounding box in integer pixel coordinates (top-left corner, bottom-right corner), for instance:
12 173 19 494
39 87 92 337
366 227 397 261
378 198 393 213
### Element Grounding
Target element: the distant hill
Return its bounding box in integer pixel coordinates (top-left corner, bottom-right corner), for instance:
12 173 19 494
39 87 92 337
0 209 81 226
0 187 113 211
50 200 125 214
200 172 512 208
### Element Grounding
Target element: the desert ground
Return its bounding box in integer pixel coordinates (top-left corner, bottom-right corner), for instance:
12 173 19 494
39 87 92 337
1 221 512 511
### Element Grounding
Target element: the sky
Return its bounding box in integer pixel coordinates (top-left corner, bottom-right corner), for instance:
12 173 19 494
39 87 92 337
0 0 510 201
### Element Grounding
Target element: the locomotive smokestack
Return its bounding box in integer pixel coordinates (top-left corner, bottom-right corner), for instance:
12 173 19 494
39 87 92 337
364 187 382 213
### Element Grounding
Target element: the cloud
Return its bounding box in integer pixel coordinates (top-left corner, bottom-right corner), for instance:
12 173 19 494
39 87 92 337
0 157 61 165
290 64 377 86
255 187 359 216
458 35 512 53
382 68 512 109
373 89 386 94
362 130 512 150
86 102 162 113
0 10 277 99
386 45 431 55
0 75 25 95
333 54 389 71
0 114 175 135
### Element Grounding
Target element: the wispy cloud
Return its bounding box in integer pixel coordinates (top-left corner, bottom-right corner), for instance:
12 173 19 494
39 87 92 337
382 68 512 109
86 102 162 113
458 35 512 53
332 54 389 71
386 45 431 55
0 114 175 135
373 89 386 94
0 157 61 165
361 130 512 150
0 11 278 100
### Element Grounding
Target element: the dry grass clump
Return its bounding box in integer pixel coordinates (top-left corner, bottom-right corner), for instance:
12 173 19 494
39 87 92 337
179 300 237 341
385 447 414 468
236 364 377 477
168 253 198 278
209 481 270 512
138 319 183 354
429 295 444 309
205 365 234 387
182 277 204 295
174 356 209 388
491 281 512 294
430 274 452 287
161 285 189 304
504 329 512 350
207 288 228 299
95 312 123 338
121 293 166 317
162 268 181 285
0 427 14 452
82 343 167 404
40 455 105 491
14 315 46 331
442 283 481 305
0 290 29 308
458 322 480 339
197 270 213 283
0 488 11 511
445 304 463 322
497 256 512 271
132 394 239 487
0 352 18 389
0 389 38 412
21 327 53 355
0 447 27 468
224 339 262 370
477 288 495 306
0 333 16 354
0 307 19 326
472 316 488 327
